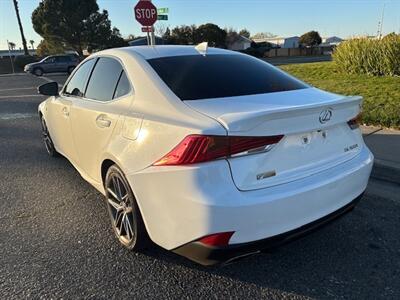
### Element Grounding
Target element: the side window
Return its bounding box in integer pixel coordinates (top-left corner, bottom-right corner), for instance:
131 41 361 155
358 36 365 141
85 57 124 102
113 71 131 99
56 56 69 63
64 59 96 97
45 57 55 63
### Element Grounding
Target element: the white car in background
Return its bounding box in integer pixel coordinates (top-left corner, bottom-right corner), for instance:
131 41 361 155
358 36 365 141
37 45 373 265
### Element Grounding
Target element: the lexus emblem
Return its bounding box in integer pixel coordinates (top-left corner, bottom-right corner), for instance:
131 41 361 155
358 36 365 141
319 109 332 124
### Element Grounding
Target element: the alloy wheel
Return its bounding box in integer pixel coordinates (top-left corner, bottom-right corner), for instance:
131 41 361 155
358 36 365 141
106 173 136 246
41 117 56 156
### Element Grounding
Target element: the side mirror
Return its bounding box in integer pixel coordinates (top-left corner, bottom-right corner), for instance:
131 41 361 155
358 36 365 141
38 82 59 96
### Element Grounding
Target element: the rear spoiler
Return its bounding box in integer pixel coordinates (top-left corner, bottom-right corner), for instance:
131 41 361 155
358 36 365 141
218 96 363 134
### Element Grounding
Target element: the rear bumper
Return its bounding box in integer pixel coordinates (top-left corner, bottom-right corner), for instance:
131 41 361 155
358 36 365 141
128 145 373 256
173 193 363 265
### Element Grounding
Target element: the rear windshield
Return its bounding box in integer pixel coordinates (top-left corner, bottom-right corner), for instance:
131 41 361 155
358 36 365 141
147 54 308 101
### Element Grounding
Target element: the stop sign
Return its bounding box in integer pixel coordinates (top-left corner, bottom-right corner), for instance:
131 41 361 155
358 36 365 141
134 0 157 27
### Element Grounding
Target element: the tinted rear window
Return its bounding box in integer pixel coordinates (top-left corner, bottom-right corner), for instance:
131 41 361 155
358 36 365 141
147 54 308 100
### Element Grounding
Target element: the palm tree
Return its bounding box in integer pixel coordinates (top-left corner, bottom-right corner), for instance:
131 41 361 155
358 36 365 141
8 42 16 51
29 40 35 50
12 0 29 55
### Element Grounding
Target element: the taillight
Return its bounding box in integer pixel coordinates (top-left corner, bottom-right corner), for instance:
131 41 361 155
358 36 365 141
197 231 235 247
348 113 362 130
153 134 284 166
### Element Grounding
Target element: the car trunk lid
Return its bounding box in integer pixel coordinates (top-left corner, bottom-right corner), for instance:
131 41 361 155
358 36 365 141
184 88 363 191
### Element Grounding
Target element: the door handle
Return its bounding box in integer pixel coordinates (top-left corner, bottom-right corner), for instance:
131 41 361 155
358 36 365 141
62 107 69 117
96 115 111 128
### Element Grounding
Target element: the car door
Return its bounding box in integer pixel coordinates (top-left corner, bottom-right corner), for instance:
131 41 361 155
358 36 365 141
55 56 69 72
46 58 97 164
70 56 133 181
43 56 57 73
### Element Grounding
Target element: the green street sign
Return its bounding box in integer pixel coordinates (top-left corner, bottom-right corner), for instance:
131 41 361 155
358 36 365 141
157 8 169 14
157 15 168 20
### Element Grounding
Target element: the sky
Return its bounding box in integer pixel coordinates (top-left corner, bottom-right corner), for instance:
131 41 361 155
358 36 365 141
0 0 399 50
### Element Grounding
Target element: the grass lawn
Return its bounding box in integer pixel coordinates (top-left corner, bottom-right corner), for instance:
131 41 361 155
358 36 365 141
280 62 400 128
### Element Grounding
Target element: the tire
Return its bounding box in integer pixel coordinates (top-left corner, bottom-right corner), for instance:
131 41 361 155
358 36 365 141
105 165 150 251
40 116 59 157
67 66 75 74
33 67 43 76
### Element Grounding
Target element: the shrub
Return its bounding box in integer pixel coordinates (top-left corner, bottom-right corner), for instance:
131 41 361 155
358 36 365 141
14 55 38 69
333 35 400 76
240 42 272 58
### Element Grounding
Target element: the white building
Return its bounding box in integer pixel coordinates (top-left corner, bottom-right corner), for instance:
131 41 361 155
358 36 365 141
253 36 300 48
227 35 252 51
0 49 36 58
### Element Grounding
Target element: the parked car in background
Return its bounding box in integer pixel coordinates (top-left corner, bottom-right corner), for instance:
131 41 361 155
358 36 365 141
24 55 79 76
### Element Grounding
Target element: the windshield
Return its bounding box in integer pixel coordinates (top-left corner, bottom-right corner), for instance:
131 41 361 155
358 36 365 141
147 54 308 101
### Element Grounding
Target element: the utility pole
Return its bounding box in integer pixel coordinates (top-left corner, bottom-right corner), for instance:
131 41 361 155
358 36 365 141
377 2 386 39
12 0 29 55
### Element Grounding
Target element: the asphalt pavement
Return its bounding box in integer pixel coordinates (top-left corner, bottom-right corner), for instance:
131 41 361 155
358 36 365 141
0 73 399 299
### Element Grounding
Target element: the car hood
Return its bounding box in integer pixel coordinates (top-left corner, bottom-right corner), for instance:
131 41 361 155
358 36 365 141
25 62 39 68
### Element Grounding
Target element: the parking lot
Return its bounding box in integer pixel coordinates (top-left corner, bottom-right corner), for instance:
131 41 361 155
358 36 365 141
0 73 399 299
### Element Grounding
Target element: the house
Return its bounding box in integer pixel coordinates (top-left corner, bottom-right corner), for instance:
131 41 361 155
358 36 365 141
227 35 252 51
253 36 300 48
128 36 164 46
321 36 344 46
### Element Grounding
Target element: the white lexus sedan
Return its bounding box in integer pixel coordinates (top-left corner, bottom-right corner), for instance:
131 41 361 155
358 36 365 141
37 45 373 265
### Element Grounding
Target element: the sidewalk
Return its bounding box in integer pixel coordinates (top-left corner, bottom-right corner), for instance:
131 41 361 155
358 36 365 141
362 125 400 184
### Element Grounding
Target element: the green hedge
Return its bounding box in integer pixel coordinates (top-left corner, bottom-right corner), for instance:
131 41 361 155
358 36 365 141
333 35 400 76
280 62 400 128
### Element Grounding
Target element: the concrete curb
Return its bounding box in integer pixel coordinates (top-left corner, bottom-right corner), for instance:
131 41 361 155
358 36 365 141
371 159 400 185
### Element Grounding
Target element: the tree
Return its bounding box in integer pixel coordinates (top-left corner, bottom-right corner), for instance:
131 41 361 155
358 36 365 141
13 0 29 55
226 28 241 48
155 23 168 38
36 39 66 56
84 10 127 52
32 0 126 55
239 29 251 39
251 32 276 40
8 42 16 51
165 23 227 47
162 27 172 44
169 25 196 45
195 23 227 48
299 30 322 47
29 40 35 50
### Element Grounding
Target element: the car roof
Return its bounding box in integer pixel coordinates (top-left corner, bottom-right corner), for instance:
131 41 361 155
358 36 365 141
101 45 238 60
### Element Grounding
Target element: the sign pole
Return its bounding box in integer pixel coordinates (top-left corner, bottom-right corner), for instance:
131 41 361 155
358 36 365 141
151 26 156 45
6 40 15 74
134 0 158 46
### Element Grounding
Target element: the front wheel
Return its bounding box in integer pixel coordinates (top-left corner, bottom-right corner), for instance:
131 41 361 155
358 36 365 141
40 116 59 157
105 165 150 251
33 68 43 76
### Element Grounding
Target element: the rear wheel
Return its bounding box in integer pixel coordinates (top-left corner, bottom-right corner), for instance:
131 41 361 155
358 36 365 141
40 116 59 157
105 165 149 251
33 67 43 76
